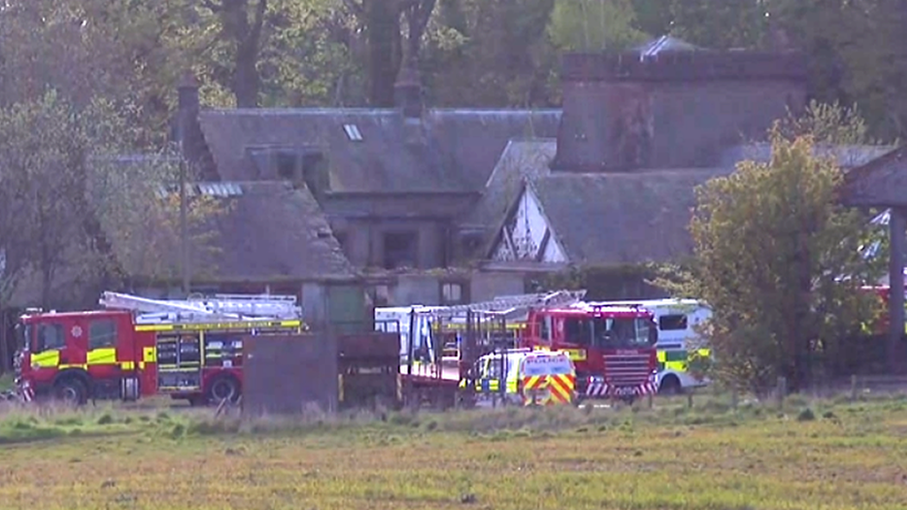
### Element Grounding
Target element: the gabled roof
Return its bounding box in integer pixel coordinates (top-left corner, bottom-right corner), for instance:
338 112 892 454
197 109 560 194
462 138 556 241
842 145 907 207
97 179 355 283
527 168 734 265
634 35 703 57
720 143 895 171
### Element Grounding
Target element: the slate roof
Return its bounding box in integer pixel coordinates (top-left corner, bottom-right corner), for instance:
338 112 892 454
462 138 557 245
634 35 703 57
200 181 355 282
529 169 734 265
842 145 907 207
97 177 355 283
720 143 896 171
197 108 560 194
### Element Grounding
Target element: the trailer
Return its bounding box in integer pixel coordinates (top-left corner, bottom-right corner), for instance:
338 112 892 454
376 289 660 407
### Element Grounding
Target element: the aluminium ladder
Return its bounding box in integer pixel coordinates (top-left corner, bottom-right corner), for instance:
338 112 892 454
427 289 587 319
98 291 302 323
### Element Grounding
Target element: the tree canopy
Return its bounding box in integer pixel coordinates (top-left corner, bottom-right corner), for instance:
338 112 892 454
655 105 888 394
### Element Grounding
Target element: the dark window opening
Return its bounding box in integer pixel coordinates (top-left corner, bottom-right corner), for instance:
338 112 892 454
383 232 418 269
275 151 300 180
334 231 348 252
301 152 328 196
440 282 464 304
659 314 688 331
89 319 118 350
36 323 66 352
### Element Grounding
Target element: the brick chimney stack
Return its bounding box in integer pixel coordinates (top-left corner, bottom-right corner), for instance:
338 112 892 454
550 36 808 172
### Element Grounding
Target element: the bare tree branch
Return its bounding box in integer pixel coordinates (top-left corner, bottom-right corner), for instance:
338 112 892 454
247 0 267 48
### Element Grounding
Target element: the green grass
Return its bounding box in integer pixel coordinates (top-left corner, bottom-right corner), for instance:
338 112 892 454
1 393 906 509
0 372 13 392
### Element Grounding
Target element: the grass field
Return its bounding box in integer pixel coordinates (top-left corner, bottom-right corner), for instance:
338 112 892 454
1 394 906 510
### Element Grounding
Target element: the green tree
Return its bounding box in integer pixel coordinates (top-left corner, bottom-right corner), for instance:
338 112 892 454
548 0 649 52
656 109 885 395
421 0 557 107
665 0 770 50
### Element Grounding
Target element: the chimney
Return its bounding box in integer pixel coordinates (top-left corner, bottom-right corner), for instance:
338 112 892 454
176 71 204 172
550 36 808 172
394 59 423 119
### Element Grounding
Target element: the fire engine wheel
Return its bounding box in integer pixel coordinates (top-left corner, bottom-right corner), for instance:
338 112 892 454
207 375 241 404
54 377 88 406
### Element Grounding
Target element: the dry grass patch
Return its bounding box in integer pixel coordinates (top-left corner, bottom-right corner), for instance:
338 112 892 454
0 395 905 509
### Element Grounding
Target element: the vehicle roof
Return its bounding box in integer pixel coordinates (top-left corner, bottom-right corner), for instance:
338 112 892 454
541 306 653 317
20 309 131 321
589 298 704 307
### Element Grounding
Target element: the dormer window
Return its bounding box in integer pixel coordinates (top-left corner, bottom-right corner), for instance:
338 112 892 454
343 124 363 141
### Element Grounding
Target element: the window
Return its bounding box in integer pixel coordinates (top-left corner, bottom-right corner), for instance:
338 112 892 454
564 318 593 347
36 323 66 352
658 314 688 331
441 282 463 304
539 315 552 342
89 319 118 350
275 151 300 180
563 316 654 349
383 231 418 269
343 123 363 141
372 284 390 307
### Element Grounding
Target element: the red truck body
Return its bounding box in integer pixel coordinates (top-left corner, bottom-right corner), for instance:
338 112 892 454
520 305 659 398
14 301 302 405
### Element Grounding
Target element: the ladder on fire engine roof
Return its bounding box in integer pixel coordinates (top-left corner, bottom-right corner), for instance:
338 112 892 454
428 289 587 319
98 291 302 322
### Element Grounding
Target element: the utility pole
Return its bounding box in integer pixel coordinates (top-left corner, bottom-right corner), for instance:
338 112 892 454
178 108 190 296
179 155 189 295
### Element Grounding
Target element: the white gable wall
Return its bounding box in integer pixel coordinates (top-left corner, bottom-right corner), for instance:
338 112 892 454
491 186 567 264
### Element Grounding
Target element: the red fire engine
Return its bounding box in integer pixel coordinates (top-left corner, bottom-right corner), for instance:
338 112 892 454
521 302 659 399
860 284 907 335
14 291 304 405
381 290 659 406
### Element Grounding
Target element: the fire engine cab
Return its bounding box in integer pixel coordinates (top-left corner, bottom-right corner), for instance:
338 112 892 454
14 291 304 405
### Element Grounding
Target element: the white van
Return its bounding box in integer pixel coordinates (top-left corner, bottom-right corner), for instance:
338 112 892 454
585 298 712 393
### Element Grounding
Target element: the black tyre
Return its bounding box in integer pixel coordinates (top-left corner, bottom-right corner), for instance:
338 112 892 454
207 375 241 404
659 374 682 396
54 377 88 406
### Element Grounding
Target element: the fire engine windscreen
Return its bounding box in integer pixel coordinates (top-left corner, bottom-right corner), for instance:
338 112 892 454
564 317 654 349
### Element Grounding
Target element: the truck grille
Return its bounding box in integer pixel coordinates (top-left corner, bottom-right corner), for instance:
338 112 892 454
602 353 652 385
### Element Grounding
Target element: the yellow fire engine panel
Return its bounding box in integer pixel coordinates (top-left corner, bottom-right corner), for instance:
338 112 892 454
135 319 303 332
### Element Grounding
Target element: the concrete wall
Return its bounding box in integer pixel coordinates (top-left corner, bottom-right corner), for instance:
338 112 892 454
381 270 526 306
